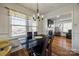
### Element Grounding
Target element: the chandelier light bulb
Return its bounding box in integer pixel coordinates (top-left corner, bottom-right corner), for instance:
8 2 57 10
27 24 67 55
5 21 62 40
42 15 44 18
37 13 40 16
33 14 35 17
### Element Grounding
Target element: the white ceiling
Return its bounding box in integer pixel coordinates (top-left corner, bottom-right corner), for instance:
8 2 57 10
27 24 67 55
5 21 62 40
51 13 72 20
20 3 76 15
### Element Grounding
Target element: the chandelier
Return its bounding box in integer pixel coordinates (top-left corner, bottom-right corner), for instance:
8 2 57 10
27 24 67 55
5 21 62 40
33 3 44 21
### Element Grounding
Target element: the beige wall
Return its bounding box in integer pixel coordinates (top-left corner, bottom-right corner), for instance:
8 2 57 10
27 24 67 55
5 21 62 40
72 5 79 52
37 19 44 34
0 7 9 38
37 18 47 35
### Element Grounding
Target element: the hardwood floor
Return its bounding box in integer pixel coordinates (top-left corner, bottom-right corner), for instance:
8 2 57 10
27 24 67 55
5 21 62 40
51 36 79 56
9 48 29 56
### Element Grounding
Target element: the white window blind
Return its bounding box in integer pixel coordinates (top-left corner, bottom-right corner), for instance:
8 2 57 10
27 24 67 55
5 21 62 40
9 10 27 37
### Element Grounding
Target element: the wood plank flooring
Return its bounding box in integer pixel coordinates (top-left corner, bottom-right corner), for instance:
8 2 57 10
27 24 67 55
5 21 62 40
9 48 29 56
51 36 79 56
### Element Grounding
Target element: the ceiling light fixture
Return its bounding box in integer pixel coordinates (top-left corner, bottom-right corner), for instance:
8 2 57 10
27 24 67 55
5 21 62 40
33 3 44 21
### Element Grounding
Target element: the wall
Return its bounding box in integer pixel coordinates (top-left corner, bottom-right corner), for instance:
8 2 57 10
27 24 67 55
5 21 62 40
0 7 9 38
72 5 79 51
37 18 48 35
43 18 48 35
37 19 44 34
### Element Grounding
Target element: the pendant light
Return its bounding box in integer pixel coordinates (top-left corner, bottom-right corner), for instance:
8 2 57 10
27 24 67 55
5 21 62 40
33 3 44 21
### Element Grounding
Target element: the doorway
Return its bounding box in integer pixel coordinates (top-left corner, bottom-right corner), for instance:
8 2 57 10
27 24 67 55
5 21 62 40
47 13 72 55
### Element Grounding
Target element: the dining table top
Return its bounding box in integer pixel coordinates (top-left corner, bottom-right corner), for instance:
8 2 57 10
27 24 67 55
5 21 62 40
34 36 43 39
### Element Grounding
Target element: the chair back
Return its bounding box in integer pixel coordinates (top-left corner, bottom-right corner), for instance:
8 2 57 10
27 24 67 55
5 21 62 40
41 36 53 56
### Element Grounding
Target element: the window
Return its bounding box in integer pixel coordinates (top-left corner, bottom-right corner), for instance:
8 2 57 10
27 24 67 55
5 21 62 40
27 19 37 32
10 10 26 37
63 22 72 32
32 27 37 32
54 21 72 33
12 26 26 36
32 20 37 32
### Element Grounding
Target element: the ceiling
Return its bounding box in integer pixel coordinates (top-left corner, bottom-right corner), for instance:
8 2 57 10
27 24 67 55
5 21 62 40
20 3 76 15
51 13 72 21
